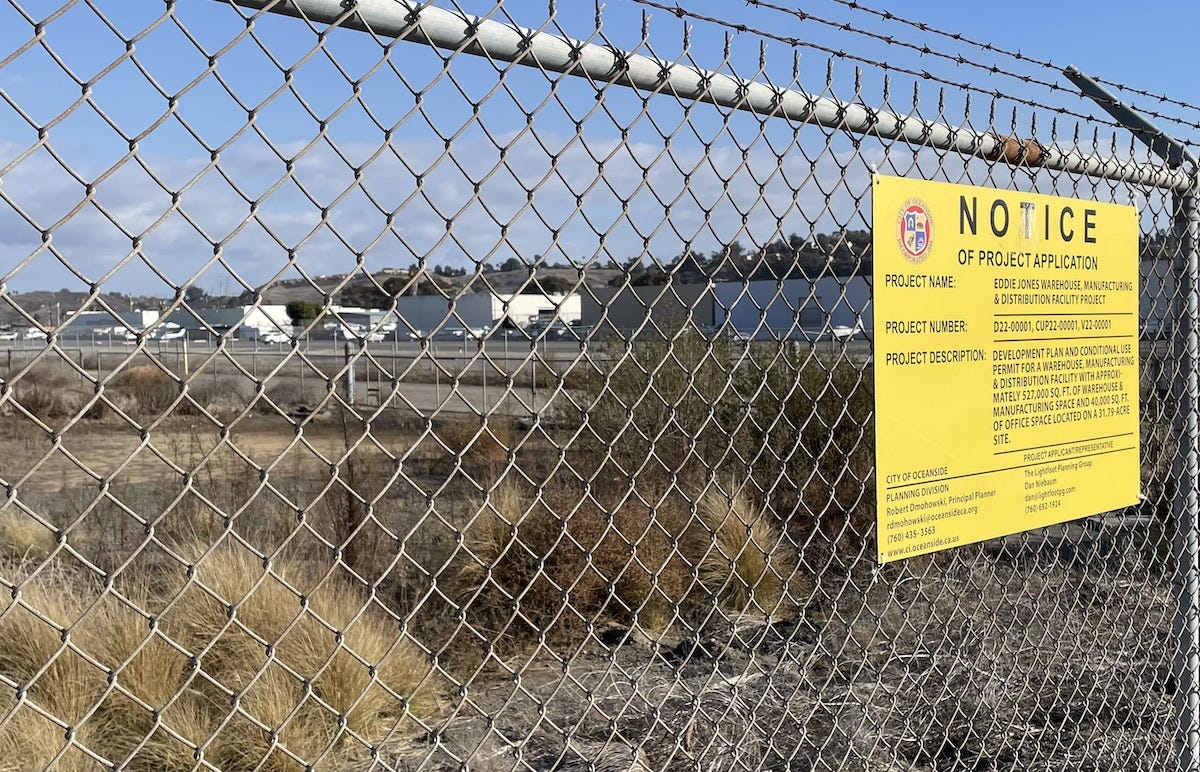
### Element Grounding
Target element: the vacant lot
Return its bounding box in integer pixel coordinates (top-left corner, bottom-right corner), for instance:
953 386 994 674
0 338 1177 770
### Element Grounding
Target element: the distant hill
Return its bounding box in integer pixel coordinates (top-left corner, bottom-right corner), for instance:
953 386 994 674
0 291 168 328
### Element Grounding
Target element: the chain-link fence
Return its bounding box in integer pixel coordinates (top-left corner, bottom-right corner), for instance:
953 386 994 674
0 0 1194 769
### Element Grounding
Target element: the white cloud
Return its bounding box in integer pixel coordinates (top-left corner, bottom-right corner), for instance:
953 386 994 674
5 95 1166 297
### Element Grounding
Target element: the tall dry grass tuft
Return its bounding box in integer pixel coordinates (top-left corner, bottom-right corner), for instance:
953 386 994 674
0 570 112 769
80 592 202 770
163 541 443 770
0 542 442 770
686 485 800 620
0 704 101 772
0 573 214 769
0 510 55 565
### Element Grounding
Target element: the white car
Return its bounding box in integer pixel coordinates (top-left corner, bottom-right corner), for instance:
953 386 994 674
439 326 488 340
23 327 46 340
0 331 18 341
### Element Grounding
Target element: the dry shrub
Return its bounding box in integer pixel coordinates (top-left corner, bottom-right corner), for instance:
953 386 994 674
573 335 874 575
0 510 55 564
110 365 180 416
436 418 513 471
187 377 254 422
457 480 803 645
10 380 70 421
574 330 743 477
457 482 692 642
313 446 398 582
4 366 93 423
754 352 875 565
258 381 328 415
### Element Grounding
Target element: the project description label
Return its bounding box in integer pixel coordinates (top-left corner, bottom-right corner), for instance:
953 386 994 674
873 175 1140 562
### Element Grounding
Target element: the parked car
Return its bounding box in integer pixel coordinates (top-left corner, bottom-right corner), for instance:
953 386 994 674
525 320 578 339
434 325 488 340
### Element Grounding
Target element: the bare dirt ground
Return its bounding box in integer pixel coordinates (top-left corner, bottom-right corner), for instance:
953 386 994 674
0 346 1178 771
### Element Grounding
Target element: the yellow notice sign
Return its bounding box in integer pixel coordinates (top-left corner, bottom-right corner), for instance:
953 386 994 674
873 175 1140 562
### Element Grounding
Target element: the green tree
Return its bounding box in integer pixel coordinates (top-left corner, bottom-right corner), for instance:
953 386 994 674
285 300 323 325
525 276 574 294
183 285 208 305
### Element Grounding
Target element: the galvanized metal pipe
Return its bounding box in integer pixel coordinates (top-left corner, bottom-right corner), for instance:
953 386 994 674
1175 181 1200 772
227 0 1192 192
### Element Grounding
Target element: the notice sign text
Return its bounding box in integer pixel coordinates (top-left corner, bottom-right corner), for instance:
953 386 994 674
873 175 1140 562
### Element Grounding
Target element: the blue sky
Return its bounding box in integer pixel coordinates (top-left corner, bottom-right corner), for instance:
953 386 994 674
0 0 1196 298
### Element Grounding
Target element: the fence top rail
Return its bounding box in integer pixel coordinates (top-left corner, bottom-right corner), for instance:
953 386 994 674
227 0 1195 194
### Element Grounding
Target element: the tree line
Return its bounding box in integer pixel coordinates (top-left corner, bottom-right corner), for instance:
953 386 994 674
299 225 1180 312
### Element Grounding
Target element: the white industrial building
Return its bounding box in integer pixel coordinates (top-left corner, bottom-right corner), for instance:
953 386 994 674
490 292 581 328
164 305 291 338
387 292 581 334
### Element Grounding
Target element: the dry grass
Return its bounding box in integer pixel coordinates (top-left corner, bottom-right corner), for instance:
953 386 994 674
0 574 207 769
687 484 800 620
0 703 103 772
457 481 693 642
110 365 180 416
0 510 55 564
434 418 514 472
0 541 443 770
456 479 802 645
164 541 444 770
0 569 111 769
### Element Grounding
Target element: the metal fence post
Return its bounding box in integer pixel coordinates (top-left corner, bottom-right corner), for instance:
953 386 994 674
1174 176 1200 772
344 341 356 405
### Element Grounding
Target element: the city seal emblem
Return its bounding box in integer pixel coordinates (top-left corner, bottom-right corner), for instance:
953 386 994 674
897 198 933 263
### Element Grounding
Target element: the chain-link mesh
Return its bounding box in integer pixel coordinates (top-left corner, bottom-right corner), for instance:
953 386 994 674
0 0 1190 769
